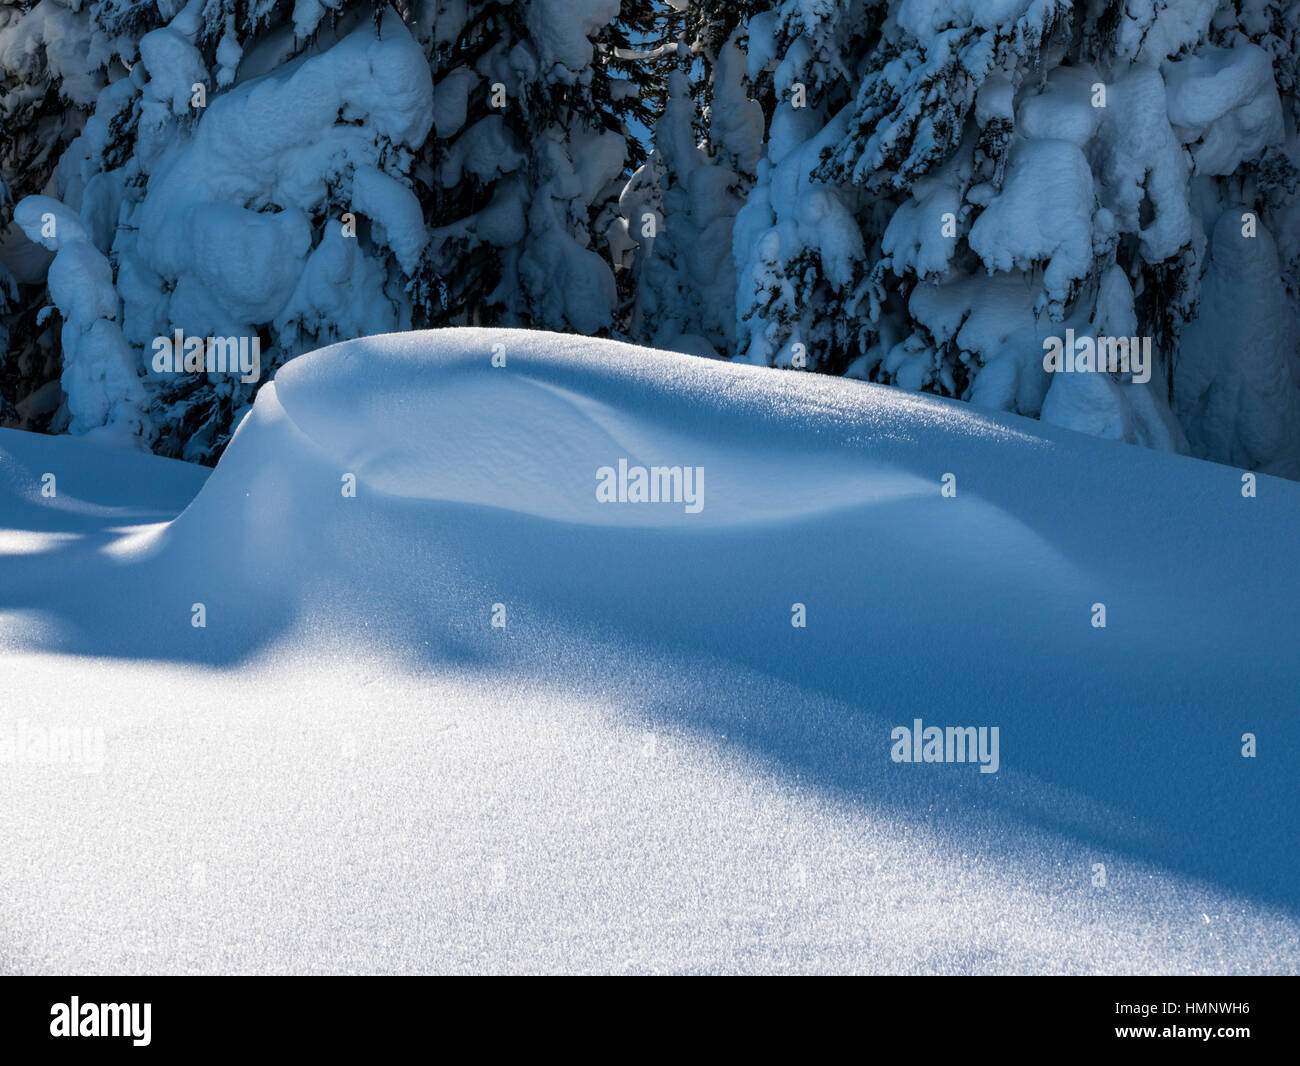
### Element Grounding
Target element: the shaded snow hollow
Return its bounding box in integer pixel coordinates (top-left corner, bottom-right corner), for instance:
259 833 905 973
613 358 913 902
1 329 1297 974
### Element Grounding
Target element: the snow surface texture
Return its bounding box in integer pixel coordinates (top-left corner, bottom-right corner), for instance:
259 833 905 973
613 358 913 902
1 329 1297 975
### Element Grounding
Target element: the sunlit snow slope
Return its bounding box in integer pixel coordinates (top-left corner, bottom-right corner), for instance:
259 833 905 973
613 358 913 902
1 328 1297 974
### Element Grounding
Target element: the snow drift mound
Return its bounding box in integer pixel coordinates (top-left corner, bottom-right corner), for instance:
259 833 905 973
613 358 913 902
186 328 965 528
4 328 1299 973
164 326 1298 667
168 328 1300 901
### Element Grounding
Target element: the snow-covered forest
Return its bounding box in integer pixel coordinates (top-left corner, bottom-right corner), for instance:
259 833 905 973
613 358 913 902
4 1 1300 979
1 0 1298 471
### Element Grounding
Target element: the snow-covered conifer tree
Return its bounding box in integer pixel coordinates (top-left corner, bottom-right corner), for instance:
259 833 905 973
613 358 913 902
734 0 1300 470
620 1 765 355
732 1 878 372
2 1 431 458
1 1 654 461
5 1 1300 473
405 1 650 338
622 58 762 356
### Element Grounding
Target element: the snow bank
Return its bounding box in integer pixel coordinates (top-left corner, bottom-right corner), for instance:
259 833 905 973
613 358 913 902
2 328 1297 973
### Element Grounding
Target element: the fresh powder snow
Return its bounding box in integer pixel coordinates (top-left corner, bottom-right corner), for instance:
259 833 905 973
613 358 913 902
1 328 1296 974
